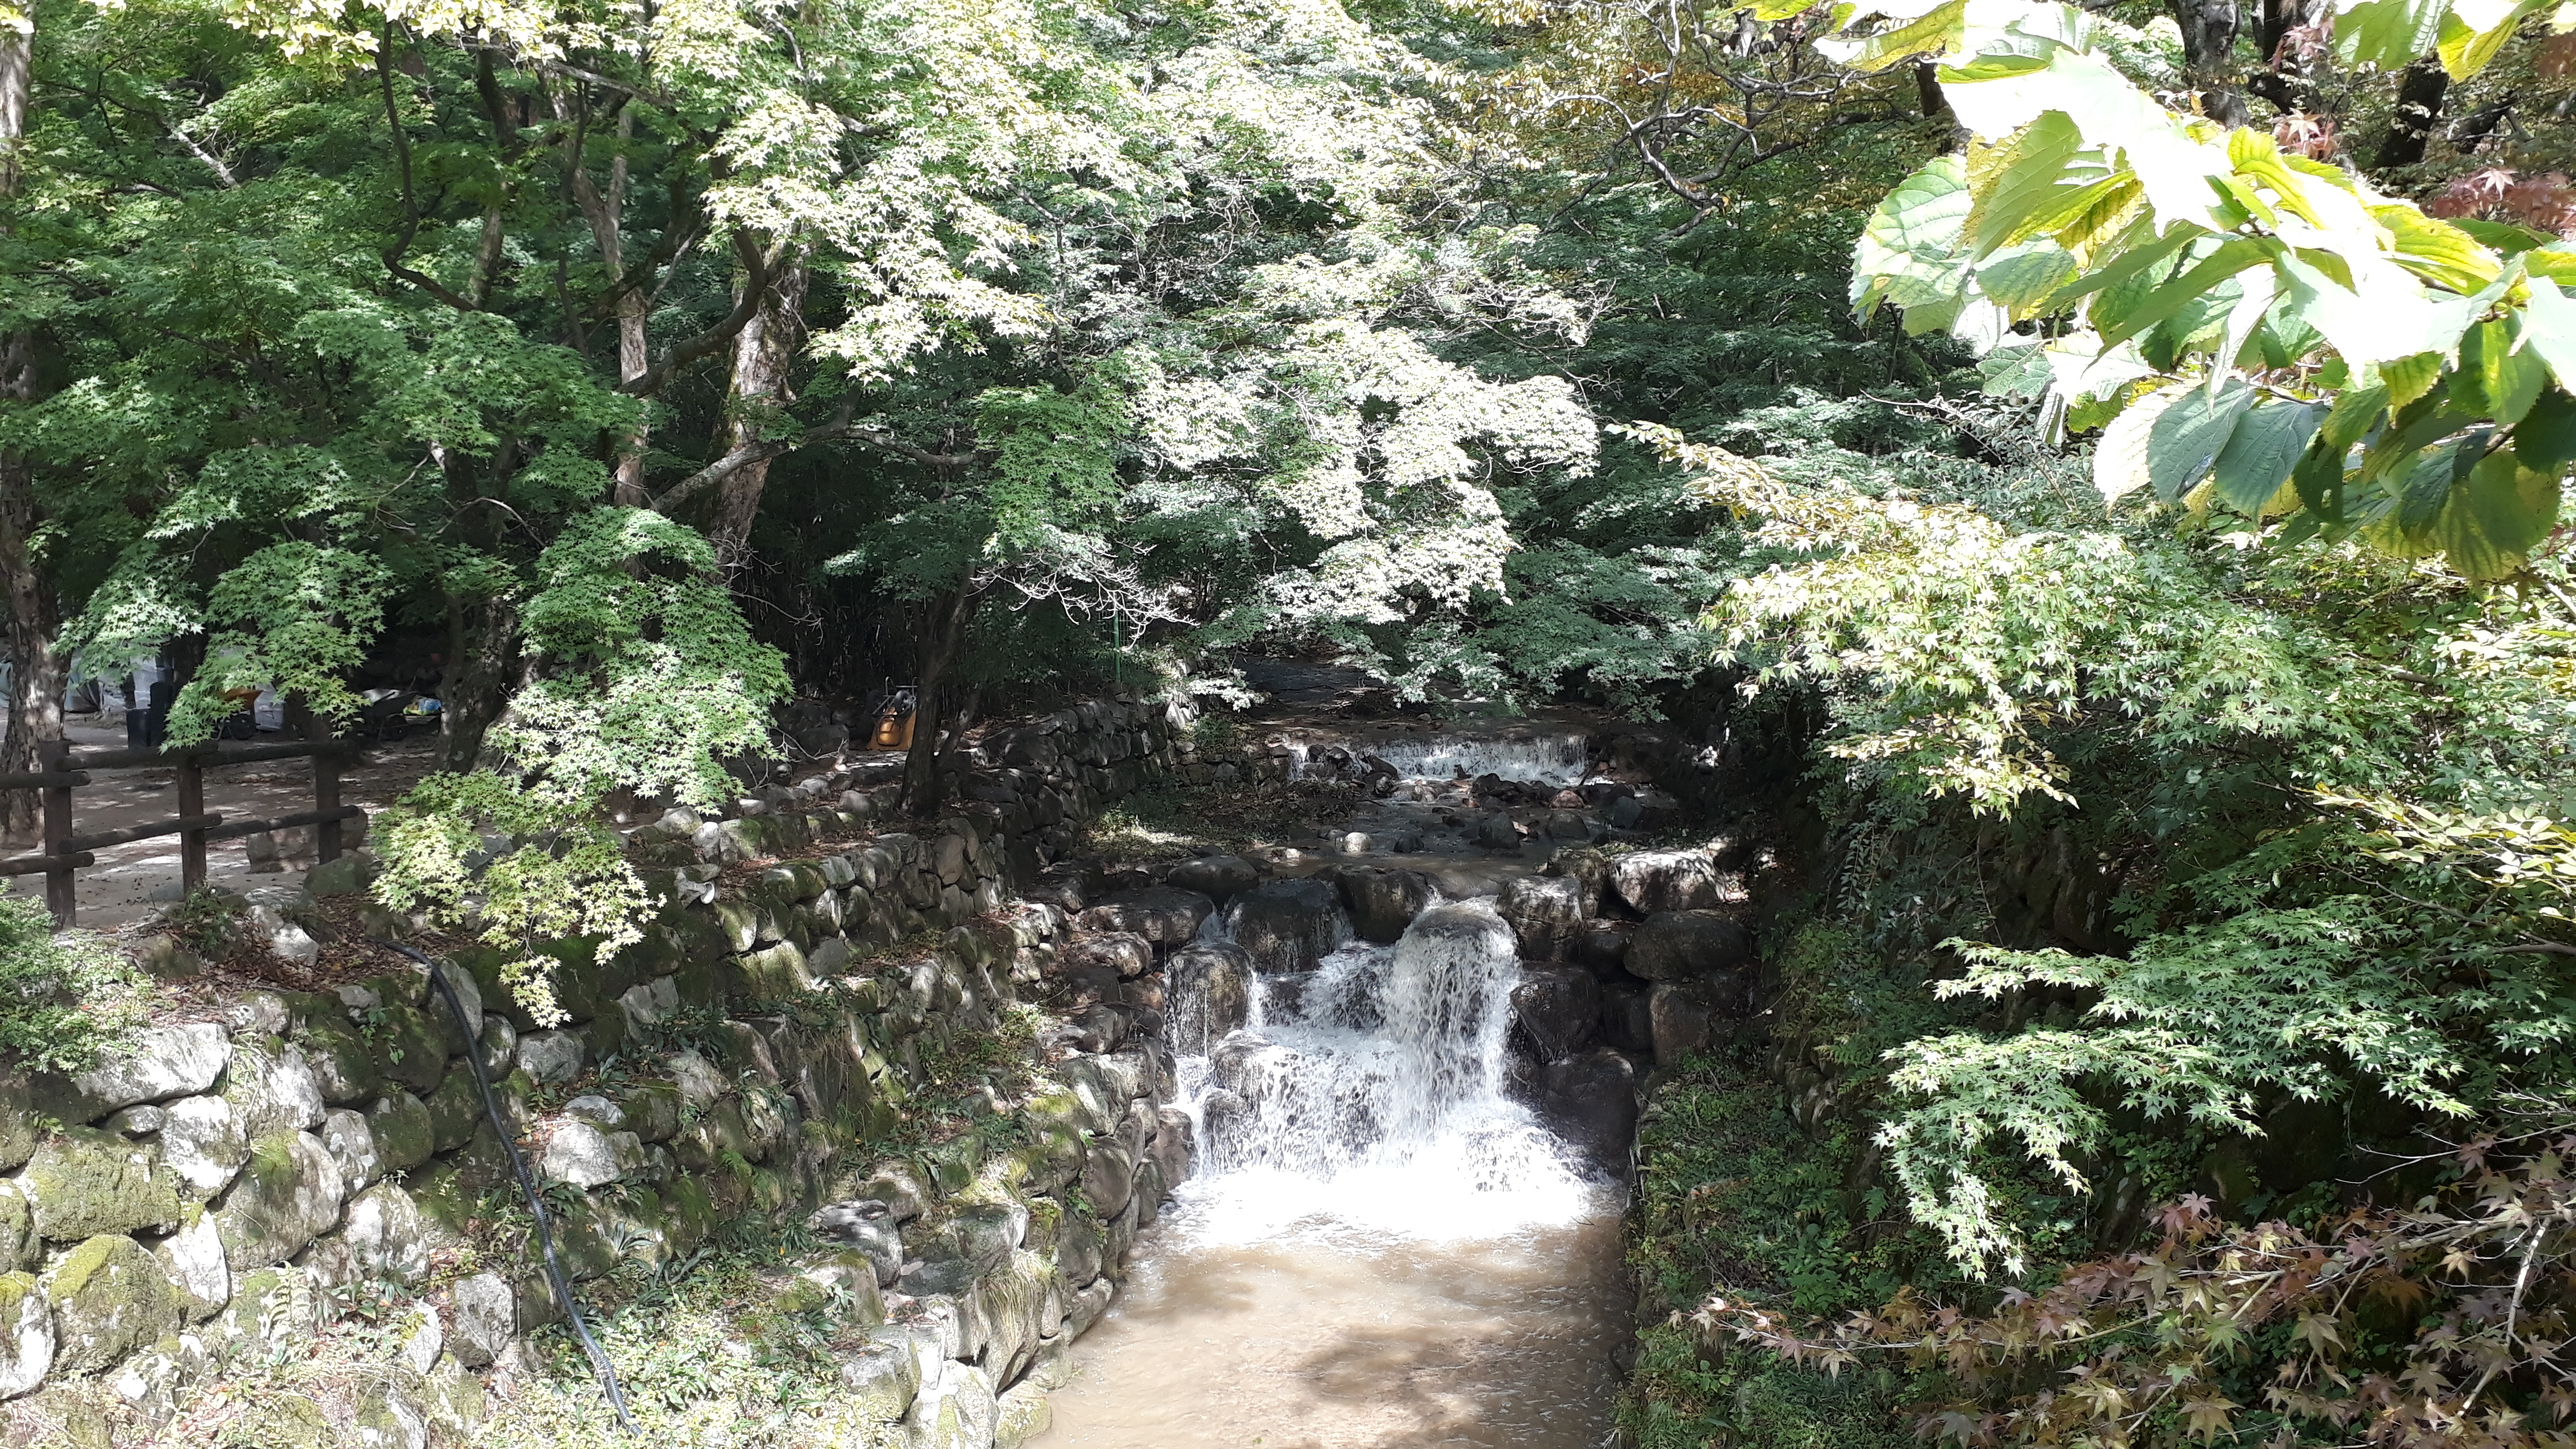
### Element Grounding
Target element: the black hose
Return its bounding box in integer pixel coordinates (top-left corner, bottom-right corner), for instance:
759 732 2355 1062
374 937 640 1435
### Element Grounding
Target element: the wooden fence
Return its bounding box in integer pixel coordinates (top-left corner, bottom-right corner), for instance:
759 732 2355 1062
0 736 365 925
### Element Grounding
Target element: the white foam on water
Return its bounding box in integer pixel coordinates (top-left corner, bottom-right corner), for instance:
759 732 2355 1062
1288 733 1593 787
1167 899 1599 1248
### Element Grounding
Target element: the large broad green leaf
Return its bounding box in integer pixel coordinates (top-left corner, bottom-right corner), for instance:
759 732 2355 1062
2100 238 2271 348
1976 244 2080 315
2209 399 2322 515
2517 278 2576 393
1979 341 2056 398
2457 318 2549 425
2437 0 2543 79
2436 447 2562 578
2275 251 2479 365
1964 113 2089 258
2513 389 2576 471
2332 0 2452 71
1854 156 1974 318
1944 48 2223 230
1820 0 1970 73
2149 381 2255 501
2095 383 2180 502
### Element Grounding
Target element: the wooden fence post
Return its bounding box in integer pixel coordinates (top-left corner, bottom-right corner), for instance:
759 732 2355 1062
40 739 73 926
177 748 207 895
315 735 342 864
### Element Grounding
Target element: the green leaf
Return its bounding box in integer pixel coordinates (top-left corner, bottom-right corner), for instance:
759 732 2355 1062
2379 351 2446 407
1976 245 2080 315
1964 113 2089 259
1854 156 1974 319
2100 238 2272 349
2333 0 2452 71
1979 341 2056 398
2518 277 2576 393
2513 389 2576 471
2460 318 2550 424
2147 380 2255 502
1822 0 1970 74
2436 0 2541 80
2094 383 2180 502
2436 447 2562 578
2210 400 2322 515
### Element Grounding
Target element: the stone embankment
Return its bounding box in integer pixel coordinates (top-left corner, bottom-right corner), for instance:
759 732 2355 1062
0 696 1264 1448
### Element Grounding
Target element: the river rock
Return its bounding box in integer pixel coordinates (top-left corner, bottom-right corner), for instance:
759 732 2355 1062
59 1024 230 1118
1572 919 1633 971
20 1129 180 1243
1520 1050 1637 1179
1498 875 1587 960
44 1234 179 1375
1626 910 1751 981
1510 968 1600 1062
839 1331 924 1422
1601 983 1655 1055
1610 849 1719 913
1326 867 1436 945
903 1359 998 1449
1224 879 1350 973
1077 887 1214 947
1649 984 1714 1063
1163 944 1254 1054
1164 856 1259 902
1061 932 1154 981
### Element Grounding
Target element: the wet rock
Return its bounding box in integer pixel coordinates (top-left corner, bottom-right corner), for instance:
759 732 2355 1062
1077 887 1215 947
1223 879 1350 973
1163 944 1255 1054
1510 968 1601 1062
44 1234 179 1375
1498 875 1588 961
1521 1050 1637 1179
1060 932 1154 981
1027 863 1103 914
1164 855 1260 903
1599 983 1655 1055
1649 984 1714 1063
1475 814 1523 851
21 1129 180 1243
1610 849 1720 913
997 1381 1053 1447
1326 866 1437 945
1571 919 1633 971
1626 910 1752 981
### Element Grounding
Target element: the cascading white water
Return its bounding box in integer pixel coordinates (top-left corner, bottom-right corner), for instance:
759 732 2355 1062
1287 733 1594 788
1168 899 1598 1244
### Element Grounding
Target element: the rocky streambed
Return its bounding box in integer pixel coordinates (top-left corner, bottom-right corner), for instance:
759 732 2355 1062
1020 740 1759 1449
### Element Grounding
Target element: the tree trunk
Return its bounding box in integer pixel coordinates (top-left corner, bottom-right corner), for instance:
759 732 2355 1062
2170 0 2250 127
0 14 59 846
554 92 648 503
710 240 810 565
2376 56 2451 169
900 586 980 818
2248 0 2323 116
437 592 519 774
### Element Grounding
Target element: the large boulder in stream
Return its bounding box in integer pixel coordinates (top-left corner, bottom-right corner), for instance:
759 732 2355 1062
1609 849 1722 914
1498 875 1588 960
1077 887 1215 947
1222 879 1350 973
1520 1050 1638 1179
1510 967 1599 1062
1165 856 1261 904
1626 910 1752 982
1323 867 1437 944
1163 944 1256 1055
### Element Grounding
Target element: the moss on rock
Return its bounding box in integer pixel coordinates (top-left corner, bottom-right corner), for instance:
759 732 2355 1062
44 1234 179 1375
21 1129 180 1244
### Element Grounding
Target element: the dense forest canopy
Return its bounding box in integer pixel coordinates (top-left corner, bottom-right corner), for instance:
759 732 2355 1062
11 0 2576 1440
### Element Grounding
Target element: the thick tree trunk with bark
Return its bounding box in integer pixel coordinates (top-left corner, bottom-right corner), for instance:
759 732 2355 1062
900 586 981 818
2171 0 2250 127
437 592 519 774
710 242 811 565
2377 56 2452 168
0 17 59 846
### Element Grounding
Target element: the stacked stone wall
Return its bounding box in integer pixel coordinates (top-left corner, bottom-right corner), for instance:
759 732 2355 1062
0 693 1239 1448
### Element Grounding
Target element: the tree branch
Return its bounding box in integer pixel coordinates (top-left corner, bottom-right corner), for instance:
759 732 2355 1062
623 229 766 396
378 33 478 313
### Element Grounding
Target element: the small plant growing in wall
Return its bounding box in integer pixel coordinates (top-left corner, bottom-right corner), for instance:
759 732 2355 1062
0 889 147 1072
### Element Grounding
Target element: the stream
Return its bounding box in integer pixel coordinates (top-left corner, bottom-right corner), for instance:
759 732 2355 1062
1038 788 1634 1449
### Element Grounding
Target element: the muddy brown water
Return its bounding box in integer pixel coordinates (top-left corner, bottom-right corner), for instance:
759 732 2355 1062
1038 1186 1629 1449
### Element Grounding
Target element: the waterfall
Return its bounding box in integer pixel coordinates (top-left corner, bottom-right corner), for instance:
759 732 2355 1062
1289 733 1593 787
1168 899 1596 1243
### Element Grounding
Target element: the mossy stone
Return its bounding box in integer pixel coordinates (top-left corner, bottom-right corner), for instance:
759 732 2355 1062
369 1003 449 1098
22 1128 180 1243
616 1080 683 1143
422 1068 482 1154
367 1091 438 1173
0 1066 37 1174
295 1013 384 1105
663 1174 716 1261
0 1181 34 1272
210 1131 340 1269
44 1233 180 1374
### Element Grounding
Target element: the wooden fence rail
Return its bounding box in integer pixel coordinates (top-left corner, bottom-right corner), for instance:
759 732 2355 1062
1 736 366 925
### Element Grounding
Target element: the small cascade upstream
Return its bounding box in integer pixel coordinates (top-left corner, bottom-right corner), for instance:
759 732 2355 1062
1038 884 1627 1448
1289 732 1593 788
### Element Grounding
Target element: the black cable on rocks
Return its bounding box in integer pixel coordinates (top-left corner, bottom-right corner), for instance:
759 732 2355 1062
374 937 640 1436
